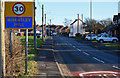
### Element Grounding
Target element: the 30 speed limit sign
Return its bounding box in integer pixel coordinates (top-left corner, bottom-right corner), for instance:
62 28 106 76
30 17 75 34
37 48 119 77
12 2 25 15
5 2 33 29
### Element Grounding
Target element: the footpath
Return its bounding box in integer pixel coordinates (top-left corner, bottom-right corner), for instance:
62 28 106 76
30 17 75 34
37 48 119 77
36 37 62 78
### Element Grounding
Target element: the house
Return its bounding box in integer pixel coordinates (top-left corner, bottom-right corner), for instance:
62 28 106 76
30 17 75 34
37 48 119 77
102 14 120 40
61 26 68 33
69 19 85 37
56 25 63 35
65 27 70 32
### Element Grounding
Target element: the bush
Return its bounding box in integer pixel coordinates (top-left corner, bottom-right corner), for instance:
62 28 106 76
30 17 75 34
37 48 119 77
75 33 82 37
62 32 69 37
5 30 25 76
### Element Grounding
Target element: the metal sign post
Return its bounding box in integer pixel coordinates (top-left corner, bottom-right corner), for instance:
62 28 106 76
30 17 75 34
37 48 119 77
10 29 13 76
25 29 28 75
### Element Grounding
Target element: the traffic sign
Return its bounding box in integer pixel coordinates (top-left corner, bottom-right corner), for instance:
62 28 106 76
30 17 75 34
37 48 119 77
5 2 33 29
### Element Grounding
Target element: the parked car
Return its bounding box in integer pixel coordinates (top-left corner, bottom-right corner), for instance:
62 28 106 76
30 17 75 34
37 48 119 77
51 33 57 36
85 34 97 40
96 34 118 43
37 34 42 38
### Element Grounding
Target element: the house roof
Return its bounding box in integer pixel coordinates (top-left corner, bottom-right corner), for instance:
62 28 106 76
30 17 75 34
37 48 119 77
102 25 118 32
113 15 118 22
70 19 85 25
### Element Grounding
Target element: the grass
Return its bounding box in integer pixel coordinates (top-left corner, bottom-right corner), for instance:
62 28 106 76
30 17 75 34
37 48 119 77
91 40 97 43
76 37 120 49
104 44 120 49
18 36 44 76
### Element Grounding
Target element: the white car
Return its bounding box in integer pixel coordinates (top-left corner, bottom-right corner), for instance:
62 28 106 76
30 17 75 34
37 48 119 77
96 34 118 43
51 33 57 36
85 34 97 40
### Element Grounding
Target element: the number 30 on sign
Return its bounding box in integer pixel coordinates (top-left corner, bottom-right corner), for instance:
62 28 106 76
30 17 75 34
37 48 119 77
12 2 25 15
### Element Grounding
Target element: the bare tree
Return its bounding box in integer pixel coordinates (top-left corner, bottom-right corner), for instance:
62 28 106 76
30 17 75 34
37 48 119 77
63 18 72 26
100 18 113 27
84 18 107 34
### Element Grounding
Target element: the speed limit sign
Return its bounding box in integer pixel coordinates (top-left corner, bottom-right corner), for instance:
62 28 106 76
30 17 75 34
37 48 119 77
5 2 33 29
12 2 25 15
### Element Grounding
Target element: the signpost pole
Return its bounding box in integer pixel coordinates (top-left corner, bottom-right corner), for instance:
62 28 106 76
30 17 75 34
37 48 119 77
25 29 28 75
10 29 13 76
33 0 37 51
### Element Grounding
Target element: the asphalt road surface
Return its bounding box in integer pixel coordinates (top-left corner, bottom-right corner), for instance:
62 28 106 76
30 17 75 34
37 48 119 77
53 36 120 77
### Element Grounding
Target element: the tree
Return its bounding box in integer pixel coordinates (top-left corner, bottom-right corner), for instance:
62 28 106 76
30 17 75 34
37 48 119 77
84 18 112 34
63 18 72 26
100 18 113 27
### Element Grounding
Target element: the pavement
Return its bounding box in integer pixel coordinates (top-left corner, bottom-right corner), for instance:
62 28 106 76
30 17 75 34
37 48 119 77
36 37 62 78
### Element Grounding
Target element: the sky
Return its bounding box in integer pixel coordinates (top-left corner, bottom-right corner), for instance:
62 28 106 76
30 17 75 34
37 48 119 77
4 0 119 26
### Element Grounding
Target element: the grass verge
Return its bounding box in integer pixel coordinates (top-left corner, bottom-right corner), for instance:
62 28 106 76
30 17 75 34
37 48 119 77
18 36 44 76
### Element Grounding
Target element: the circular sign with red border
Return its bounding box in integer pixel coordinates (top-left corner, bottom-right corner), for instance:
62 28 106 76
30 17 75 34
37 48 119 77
12 2 25 15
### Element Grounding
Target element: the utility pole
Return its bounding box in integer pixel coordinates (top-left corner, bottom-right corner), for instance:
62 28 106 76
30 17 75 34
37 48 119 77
90 0 92 40
0 0 6 76
77 14 79 33
0 0 2 77
81 14 83 37
45 14 46 25
34 0 37 50
49 19 51 36
42 4 44 41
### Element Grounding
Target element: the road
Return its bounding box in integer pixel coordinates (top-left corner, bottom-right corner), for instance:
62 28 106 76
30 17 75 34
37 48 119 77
53 36 120 77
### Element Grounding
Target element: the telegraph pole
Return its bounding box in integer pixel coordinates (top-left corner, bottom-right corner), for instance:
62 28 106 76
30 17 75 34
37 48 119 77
81 14 83 37
34 0 37 50
50 19 51 25
77 14 79 33
42 4 44 41
45 14 46 25
0 0 6 76
0 0 2 77
90 0 92 40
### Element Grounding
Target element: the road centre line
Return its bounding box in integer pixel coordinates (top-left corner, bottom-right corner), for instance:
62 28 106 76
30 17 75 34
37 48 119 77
77 49 81 51
93 57 105 63
83 52 90 56
73 46 76 48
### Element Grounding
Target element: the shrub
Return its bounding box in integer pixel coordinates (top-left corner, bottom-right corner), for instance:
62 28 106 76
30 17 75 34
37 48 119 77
5 30 25 76
75 33 82 37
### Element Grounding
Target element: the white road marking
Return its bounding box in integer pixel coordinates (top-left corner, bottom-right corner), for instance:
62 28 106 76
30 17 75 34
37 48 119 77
73 46 76 48
113 66 120 70
77 49 81 51
103 74 109 78
83 52 90 56
79 71 120 78
93 57 105 63
99 75 104 78
113 74 119 78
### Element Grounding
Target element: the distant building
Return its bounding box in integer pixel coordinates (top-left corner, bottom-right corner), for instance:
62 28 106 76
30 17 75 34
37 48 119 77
69 19 85 37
